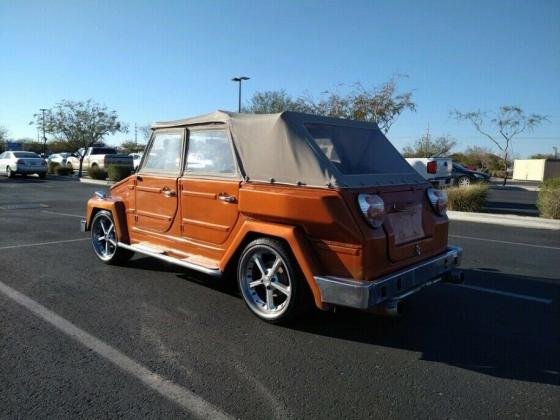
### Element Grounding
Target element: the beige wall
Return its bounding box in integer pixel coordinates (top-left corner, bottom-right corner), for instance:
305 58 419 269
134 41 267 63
513 159 560 181
513 159 546 181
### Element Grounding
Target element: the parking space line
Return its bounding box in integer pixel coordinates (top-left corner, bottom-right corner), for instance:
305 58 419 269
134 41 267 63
449 234 560 251
447 283 553 304
42 210 84 218
0 238 88 250
0 280 231 420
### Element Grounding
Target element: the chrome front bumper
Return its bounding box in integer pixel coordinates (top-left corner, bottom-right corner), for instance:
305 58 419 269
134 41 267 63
314 246 463 310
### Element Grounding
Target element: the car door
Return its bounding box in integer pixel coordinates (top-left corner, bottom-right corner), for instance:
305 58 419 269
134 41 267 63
134 129 185 232
179 128 240 246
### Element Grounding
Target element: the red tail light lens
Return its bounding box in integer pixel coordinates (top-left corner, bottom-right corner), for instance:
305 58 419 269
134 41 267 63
357 194 385 228
426 187 448 215
427 161 437 174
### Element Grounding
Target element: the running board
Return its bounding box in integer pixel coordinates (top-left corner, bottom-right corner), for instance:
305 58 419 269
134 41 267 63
117 242 222 277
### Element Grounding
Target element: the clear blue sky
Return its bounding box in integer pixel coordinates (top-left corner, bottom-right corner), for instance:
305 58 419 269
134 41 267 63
1 0 559 157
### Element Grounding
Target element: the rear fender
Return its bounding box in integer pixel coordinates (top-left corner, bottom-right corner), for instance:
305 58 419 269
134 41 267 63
85 197 129 243
222 220 327 310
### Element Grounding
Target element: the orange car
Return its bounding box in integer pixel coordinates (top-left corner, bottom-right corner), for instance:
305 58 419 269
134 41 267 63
82 111 462 323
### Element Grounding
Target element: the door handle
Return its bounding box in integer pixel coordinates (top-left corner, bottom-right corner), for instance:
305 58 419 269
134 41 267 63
217 193 236 203
162 186 176 197
136 175 143 181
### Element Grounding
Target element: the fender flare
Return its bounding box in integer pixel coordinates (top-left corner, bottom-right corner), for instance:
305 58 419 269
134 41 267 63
221 220 328 310
86 197 130 243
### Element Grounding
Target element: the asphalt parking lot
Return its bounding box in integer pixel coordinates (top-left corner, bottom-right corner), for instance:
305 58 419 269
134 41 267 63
1 176 559 418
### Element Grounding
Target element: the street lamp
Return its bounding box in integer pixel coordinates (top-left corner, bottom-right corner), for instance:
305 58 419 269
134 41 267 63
39 108 48 156
231 76 250 112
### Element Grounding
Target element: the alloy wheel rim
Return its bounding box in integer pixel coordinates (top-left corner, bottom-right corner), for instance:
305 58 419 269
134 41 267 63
459 177 470 186
91 215 117 261
240 246 292 319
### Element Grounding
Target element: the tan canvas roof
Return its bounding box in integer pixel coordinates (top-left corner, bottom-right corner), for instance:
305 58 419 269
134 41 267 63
153 111 423 188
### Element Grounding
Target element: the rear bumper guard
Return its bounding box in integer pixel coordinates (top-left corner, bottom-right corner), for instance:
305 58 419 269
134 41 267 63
314 246 463 310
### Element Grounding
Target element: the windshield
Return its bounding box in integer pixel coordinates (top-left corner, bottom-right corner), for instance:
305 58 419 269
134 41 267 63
13 152 40 158
304 123 416 175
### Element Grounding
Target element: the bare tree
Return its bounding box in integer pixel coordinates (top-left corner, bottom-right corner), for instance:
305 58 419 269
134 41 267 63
402 131 456 158
31 99 127 177
451 106 547 185
244 76 416 133
0 126 8 153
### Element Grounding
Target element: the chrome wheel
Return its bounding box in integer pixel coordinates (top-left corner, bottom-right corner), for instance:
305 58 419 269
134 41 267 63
239 242 293 321
457 176 471 187
91 212 118 261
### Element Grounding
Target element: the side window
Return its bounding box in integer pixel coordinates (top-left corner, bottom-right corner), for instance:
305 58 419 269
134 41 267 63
0 153 5 159
186 130 236 176
140 132 183 175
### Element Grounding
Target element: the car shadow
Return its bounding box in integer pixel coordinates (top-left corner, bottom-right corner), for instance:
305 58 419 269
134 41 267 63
122 255 559 386
287 268 560 386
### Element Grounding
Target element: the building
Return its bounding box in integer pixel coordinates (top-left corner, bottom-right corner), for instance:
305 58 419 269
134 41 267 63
513 159 560 181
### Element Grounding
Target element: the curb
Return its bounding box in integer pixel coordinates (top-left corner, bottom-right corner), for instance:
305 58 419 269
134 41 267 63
448 211 560 231
78 178 115 186
490 185 540 192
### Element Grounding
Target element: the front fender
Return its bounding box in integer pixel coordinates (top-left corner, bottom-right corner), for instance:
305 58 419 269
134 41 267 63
85 196 129 243
221 220 328 311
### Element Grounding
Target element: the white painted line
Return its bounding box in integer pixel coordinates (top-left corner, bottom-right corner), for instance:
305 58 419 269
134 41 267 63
0 237 88 251
0 280 231 420
42 210 84 218
447 283 553 304
449 234 560 251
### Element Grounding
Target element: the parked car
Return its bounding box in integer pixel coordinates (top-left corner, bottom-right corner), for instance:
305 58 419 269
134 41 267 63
71 147 134 171
129 152 143 170
0 151 47 178
46 152 75 169
405 157 453 187
82 111 463 324
452 162 490 187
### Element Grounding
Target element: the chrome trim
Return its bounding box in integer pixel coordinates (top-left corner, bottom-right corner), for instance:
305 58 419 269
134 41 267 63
314 246 463 310
116 242 222 277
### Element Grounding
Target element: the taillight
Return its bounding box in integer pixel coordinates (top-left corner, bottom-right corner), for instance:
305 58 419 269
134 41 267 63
357 194 385 228
426 187 448 216
427 161 437 174
16 159 25 166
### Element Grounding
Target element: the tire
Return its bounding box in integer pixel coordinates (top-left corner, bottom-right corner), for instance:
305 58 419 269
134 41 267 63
457 176 471 187
90 210 134 265
6 166 14 178
38 172 46 179
66 162 73 169
237 238 308 324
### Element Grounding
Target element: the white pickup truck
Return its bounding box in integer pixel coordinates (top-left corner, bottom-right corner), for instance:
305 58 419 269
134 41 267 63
72 147 134 171
405 157 453 187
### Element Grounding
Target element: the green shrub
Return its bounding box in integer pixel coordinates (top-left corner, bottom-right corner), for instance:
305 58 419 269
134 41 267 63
107 164 132 182
537 177 560 219
88 165 108 180
48 161 60 174
446 184 489 212
54 165 73 176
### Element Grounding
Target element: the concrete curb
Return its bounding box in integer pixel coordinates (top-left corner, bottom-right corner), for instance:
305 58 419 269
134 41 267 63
448 210 560 231
491 185 540 192
78 178 115 186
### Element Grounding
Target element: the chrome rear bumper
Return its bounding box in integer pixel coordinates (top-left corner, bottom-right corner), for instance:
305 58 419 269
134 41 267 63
314 246 463 310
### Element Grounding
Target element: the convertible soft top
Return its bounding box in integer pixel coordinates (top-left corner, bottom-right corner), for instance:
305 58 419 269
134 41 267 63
153 111 423 188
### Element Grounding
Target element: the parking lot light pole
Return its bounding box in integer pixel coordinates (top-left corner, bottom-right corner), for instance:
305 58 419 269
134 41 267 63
39 108 48 156
231 76 250 112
